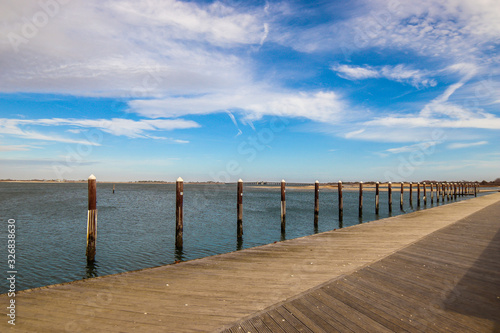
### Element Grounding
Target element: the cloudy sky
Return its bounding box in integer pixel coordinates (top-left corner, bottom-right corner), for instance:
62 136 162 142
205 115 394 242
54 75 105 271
0 0 499 182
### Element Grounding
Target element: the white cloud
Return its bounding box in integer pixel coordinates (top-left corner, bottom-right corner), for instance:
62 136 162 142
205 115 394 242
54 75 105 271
0 144 33 152
385 141 438 154
0 0 267 96
332 64 437 88
359 65 500 134
275 0 500 75
447 141 488 149
0 118 200 144
129 89 348 123
332 65 379 80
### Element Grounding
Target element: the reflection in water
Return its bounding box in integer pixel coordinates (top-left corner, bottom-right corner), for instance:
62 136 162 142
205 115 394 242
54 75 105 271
85 260 99 279
175 247 185 262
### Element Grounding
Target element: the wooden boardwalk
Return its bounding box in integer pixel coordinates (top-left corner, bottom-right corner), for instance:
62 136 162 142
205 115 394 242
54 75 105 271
1 193 499 332
220 194 500 333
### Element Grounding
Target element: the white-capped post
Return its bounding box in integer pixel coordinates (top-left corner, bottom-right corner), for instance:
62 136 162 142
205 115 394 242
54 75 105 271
176 177 184 249
314 180 319 227
409 182 413 206
237 179 243 239
388 182 392 212
86 174 97 262
423 182 427 206
417 182 421 207
359 181 363 217
281 179 286 233
400 182 404 210
338 180 343 219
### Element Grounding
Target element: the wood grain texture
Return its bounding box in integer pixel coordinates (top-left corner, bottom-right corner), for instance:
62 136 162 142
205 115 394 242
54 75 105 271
221 194 500 333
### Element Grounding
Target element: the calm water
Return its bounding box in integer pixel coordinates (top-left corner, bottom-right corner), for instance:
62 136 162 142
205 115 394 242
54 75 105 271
0 182 490 293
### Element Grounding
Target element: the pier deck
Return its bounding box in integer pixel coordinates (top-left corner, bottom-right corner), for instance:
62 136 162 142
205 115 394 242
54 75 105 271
2 193 499 332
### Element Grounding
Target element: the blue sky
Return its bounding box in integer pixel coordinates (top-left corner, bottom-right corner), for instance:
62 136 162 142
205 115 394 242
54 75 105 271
0 0 499 182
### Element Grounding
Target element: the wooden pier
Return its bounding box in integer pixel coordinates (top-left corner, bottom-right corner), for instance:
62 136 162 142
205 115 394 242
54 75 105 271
1 193 499 332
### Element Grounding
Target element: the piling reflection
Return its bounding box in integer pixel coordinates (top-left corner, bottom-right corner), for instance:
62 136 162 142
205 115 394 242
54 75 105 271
85 260 99 279
175 247 185 262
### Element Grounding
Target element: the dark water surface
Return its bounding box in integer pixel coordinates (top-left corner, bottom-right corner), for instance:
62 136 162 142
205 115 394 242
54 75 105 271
0 182 489 293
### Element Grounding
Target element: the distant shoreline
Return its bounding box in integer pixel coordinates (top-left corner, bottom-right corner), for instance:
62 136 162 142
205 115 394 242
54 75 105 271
1 179 498 191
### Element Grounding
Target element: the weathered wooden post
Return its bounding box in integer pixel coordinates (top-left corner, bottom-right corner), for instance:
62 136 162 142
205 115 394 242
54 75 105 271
359 181 363 217
375 182 380 214
417 182 421 207
409 182 413 206
281 179 286 233
314 180 319 228
86 174 97 262
454 183 458 199
437 183 440 203
176 177 184 249
112 184 115 194
237 179 243 239
447 183 451 201
388 182 392 212
423 182 427 206
400 182 404 210
474 182 477 197
430 183 434 203
338 180 343 219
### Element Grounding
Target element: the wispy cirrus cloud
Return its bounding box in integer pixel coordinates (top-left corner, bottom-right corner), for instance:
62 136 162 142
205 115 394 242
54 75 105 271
447 141 488 149
0 118 200 144
385 141 438 154
332 64 437 88
0 144 37 152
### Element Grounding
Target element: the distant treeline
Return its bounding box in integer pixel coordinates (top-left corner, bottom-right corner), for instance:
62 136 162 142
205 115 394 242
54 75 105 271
480 178 500 185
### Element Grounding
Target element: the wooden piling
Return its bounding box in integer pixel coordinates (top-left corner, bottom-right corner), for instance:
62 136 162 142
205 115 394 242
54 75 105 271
474 182 477 197
417 182 421 207
86 174 97 262
388 182 392 212
338 180 343 218
112 184 115 194
281 179 286 233
375 182 380 214
359 181 363 217
314 181 319 230
409 182 413 205
314 180 319 227
423 182 427 206
176 177 184 249
400 182 404 210
430 183 434 203
437 183 440 203
237 179 243 239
